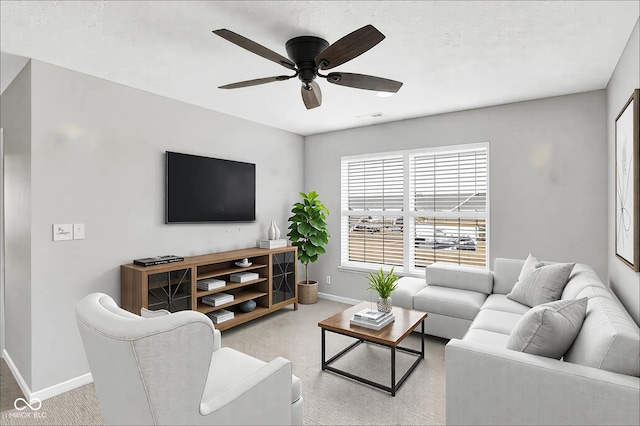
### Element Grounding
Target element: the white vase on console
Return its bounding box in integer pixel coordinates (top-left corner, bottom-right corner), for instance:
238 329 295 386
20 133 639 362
268 221 280 240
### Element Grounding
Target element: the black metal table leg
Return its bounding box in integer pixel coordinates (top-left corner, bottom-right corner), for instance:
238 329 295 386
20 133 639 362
321 328 326 370
391 346 396 396
421 319 425 359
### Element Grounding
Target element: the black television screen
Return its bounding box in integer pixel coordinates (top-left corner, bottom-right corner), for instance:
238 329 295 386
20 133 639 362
166 151 256 223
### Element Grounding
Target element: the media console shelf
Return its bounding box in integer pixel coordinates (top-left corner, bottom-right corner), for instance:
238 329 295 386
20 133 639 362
121 246 297 331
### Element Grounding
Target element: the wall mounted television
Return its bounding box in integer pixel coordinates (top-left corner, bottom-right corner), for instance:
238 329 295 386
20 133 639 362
166 151 256 223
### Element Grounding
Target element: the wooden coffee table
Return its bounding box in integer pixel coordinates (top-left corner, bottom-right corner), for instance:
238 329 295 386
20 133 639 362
318 301 428 396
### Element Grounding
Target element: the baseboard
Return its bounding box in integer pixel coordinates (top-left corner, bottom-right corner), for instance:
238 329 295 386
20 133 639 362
317 292 360 305
2 349 93 403
31 372 93 402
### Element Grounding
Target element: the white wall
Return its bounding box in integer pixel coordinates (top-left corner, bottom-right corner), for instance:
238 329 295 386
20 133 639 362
3 60 304 393
0 62 32 385
305 91 608 302
607 19 640 326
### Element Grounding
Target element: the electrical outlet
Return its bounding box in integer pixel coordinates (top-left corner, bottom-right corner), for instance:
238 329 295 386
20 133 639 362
326 275 331 285
73 223 85 240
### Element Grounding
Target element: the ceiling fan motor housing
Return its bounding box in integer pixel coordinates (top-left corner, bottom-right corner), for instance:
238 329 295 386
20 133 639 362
285 36 329 85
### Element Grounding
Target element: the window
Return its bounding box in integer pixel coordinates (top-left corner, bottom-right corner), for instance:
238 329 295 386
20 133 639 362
341 143 488 274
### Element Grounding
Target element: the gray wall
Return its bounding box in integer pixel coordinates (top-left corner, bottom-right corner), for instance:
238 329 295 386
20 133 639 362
305 91 608 302
607 19 640 326
4 60 304 392
0 62 32 386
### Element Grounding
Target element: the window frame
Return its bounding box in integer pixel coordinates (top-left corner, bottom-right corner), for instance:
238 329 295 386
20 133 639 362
340 142 490 276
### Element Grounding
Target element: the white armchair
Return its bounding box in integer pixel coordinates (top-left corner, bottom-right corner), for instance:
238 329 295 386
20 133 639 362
76 293 303 425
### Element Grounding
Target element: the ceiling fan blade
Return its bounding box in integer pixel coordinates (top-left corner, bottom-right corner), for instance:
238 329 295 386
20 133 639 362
301 81 322 109
315 24 385 70
213 29 296 70
325 72 403 93
219 75 293 89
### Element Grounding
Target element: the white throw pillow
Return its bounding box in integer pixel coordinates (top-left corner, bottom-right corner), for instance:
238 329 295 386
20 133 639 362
506 298 588 359
507 253 574 307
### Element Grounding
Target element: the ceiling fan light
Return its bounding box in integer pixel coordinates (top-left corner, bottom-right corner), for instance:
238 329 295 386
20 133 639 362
376 91 394 98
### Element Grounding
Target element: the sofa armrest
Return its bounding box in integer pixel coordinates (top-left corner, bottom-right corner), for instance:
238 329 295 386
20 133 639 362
445 339 640 425
427 262 493 294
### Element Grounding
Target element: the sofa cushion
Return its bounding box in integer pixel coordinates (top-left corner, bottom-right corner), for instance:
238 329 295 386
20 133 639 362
422 312 473 340
469 309 523 335
462 329 510 348
493 258 525 295
481 294 531 315
561 264 610 300
393 276 427 309
414 286 487 321
506 298 587 359
564 296 640 377
575 285 614 301
507 254 574 307
426 262 493 294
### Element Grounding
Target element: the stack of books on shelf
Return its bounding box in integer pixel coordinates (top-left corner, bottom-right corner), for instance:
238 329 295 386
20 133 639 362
207 309 234 324
350 308 395 331
259 239 287 249
197 278 226 291
202 293 234 307
230 271 260 283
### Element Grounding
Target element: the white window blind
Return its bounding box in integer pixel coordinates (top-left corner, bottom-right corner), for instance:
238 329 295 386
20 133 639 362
342 156 405 267
341 144 488 273
411 149 487 267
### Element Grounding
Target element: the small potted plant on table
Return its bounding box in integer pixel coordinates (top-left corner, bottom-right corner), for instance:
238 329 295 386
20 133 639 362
367 267 399 313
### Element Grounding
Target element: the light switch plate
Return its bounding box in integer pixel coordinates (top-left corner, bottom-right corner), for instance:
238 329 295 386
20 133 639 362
73 223 85 240
53 224 73 241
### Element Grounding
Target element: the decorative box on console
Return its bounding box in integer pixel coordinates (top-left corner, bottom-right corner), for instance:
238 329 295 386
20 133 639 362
260 239 288 249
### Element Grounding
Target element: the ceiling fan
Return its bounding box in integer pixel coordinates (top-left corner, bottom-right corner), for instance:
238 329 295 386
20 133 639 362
212 25 403 109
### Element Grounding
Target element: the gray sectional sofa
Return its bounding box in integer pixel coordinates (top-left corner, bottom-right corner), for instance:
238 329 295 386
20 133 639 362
394 258 640 425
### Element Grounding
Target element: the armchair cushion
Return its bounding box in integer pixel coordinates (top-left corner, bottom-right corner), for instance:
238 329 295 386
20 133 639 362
141 307 171 318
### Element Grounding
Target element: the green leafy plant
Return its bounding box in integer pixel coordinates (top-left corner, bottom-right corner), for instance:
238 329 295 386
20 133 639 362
287 191 330 284
366 267 399 299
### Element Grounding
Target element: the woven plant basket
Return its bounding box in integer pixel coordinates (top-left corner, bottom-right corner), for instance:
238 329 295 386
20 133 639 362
298 280 318 304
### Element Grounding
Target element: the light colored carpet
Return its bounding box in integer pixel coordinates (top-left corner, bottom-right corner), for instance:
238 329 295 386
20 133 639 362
1 358 25 413
0 299 446 425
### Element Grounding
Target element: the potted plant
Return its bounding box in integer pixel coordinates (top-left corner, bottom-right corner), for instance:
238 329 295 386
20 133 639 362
287 191 330 304
367 267 399 313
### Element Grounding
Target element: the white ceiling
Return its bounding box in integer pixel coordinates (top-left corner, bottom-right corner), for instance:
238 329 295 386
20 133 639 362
1 1 638 136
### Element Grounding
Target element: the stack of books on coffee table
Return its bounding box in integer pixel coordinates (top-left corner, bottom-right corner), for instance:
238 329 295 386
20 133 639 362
350 308 395 331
